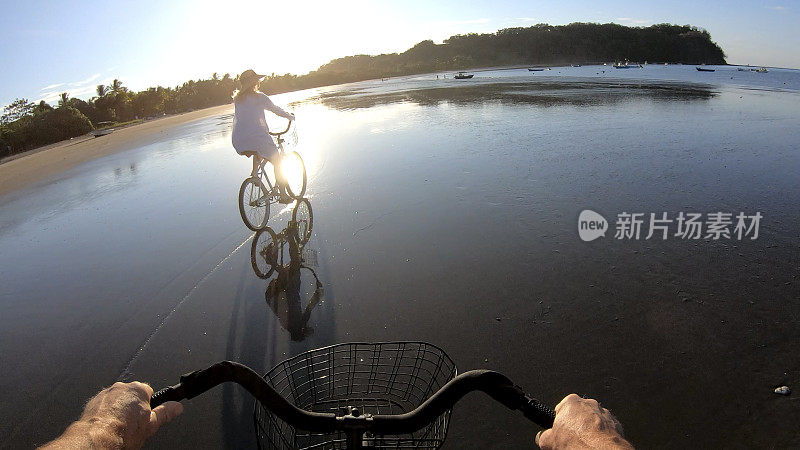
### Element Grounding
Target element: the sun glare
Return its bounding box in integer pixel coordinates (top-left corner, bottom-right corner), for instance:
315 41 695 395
155 0 414 85
281 152 304 192
267 101 333 187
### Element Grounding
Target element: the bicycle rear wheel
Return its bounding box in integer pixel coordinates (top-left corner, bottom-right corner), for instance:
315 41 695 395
251 227 279 279
239 177 270 231
292 198 313 245
283 151 307 199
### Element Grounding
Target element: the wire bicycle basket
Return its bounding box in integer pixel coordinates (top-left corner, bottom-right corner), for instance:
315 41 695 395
254 342 457 449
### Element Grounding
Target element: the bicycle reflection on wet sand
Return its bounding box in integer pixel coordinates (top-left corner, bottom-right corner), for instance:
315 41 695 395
250 198 322 341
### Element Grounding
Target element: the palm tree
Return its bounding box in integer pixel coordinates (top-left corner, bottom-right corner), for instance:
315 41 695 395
111 79 124 93
96 84 108 97
58 92 69 107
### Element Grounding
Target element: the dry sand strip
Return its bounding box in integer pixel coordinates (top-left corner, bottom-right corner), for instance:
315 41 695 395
0 104 233 196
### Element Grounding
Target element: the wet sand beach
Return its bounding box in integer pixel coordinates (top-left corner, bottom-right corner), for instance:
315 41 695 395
0 104 232 196
1 66 799 448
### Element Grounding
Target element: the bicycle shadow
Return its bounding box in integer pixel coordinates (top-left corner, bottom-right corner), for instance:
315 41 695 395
251 201 324 342
220 197 337 446
265 261 324 342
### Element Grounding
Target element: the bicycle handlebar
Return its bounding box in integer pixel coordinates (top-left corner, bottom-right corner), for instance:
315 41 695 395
268 118 293 136
370 369 555 433
151 361 555 434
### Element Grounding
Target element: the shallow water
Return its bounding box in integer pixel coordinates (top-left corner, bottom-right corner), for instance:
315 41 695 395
1 66 799 448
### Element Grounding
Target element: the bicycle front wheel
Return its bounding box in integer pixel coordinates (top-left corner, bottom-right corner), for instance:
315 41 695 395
283 151 307 199
292 198 314 245
239 177 270 231
251 227 279 279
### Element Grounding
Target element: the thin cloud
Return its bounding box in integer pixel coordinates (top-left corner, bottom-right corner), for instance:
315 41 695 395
35 73 102 100
70 84 102 97
766 6 786 10
37 78 115 104
516 17 537 22
37 90 64 104
71 73 101 87
40 82 65 91
616 17 651 25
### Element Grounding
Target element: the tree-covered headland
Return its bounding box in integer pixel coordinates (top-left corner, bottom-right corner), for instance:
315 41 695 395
1 23 725 156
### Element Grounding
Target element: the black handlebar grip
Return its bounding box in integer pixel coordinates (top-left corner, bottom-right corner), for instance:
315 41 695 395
149 363 228 408
149 361 277 409
521 396 556 428
151 385 185 408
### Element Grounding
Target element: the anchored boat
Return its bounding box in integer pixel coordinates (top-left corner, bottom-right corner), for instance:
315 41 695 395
91 121 115 137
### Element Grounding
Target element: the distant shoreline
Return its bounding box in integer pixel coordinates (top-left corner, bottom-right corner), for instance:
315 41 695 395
303 62 799 93
0 119 144 166
0 104 232 196
3 62 795 196
394 62 798 76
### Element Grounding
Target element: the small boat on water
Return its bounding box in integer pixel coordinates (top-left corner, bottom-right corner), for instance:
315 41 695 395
91 121 115 137
614 63 633 69
528 68 545 72
571 64 582 67
454 72 474 79
92 129 113 137
755 67 769 73
696 66 715 72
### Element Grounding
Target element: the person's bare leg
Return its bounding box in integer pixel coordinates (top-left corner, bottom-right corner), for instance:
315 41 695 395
270 155 290 201
251 155 259 177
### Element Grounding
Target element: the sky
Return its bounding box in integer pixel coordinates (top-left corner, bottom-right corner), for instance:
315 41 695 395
1 0 798 106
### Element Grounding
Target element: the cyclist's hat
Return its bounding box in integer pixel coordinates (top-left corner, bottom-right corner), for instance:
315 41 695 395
240 69 265 83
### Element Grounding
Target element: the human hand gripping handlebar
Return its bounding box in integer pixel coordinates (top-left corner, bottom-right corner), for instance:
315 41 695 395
150 361 555 434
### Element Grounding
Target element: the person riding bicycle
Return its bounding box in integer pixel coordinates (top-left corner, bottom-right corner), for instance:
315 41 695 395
232 69 295 204
40 384 633 449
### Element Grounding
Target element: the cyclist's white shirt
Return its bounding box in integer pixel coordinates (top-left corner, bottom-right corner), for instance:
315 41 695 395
232 92 293 158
